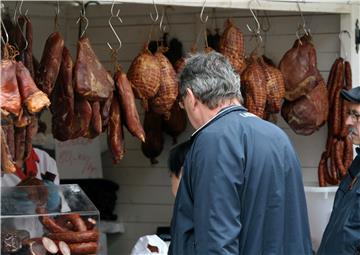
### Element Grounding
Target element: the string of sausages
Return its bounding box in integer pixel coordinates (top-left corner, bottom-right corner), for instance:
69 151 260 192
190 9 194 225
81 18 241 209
318 58 353 186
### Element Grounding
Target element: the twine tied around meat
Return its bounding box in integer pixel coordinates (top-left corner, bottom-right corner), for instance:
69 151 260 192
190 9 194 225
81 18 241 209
2 43 19 61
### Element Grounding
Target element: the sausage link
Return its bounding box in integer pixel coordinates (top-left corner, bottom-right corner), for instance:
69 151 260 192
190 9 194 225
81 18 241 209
331 88 342 137
330 139 340 184
115 70 145 142
344 61 352 90
47 230 99 243
60 214 87 232
343 136 353 171
40 215 69 233
108 94 125 163
1 127 16 173
68 242 98 255
318 152 326 186
328 59 343 105
335 139 346 178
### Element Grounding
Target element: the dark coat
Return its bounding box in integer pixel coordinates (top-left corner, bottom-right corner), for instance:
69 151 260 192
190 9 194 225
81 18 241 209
170 105 312 255
317 148 360 255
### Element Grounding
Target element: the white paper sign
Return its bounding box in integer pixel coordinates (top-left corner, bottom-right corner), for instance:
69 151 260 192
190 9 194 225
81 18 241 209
55 137 103 179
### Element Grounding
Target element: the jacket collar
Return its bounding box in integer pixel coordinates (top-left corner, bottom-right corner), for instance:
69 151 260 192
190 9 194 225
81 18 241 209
348 147 360 178
190 105 246 140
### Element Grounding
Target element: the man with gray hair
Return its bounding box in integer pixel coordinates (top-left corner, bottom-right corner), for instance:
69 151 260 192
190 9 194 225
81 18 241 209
169 52 312 254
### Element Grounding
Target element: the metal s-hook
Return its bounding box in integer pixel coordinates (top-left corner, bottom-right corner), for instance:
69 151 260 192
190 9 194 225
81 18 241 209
296 0 309 36
1 19 9 45
76 0 89 38
339 30 351 60
159 6 167 33
150 0 159 23
200 0 208 24
107 0 123 52
246 0 262 43
54 0 60 30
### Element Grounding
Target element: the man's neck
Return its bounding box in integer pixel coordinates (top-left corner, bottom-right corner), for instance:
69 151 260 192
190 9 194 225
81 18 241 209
198 99 241 127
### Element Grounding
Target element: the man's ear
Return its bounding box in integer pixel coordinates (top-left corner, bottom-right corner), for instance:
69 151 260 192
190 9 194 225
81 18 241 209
186 88 197 109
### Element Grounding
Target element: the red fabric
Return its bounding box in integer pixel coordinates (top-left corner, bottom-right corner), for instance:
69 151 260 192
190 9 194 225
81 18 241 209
15 149 39 180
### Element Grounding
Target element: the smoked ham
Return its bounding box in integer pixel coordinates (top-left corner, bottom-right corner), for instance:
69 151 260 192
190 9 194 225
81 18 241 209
1 60 21 117
74 37 114 101
37 32 64 96
16 61 50 114
258 58 285 114
281 81 328 135
240 54 267 118
163 97 187 144
150 47 179 119
141 110 164 164
219 19 246 74
127 44 161 110
279 35 321 101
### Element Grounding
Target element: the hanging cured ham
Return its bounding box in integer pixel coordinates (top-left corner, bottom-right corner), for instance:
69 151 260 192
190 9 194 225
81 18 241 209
1 60 22 117
258 57 285 114
150 47 178 119
127 44 161 110
279 35 321 101
281 80 328 135
219 19 246 74
37 31 64 96
52 47 76 141
241 54 267 118
16 61 50 114
141 110 164 164
163 97 187 144
74 37 114 101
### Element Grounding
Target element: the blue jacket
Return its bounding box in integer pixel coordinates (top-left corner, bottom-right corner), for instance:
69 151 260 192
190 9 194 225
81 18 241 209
317 148 360 255
169 105 312 255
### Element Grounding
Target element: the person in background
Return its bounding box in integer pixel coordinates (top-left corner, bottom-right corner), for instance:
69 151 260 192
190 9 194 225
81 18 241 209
317 87 360 255
169 52 312 254
167 140 192 197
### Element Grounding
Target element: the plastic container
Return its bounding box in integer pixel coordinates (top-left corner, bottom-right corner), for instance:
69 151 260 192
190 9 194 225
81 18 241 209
304 184 338 252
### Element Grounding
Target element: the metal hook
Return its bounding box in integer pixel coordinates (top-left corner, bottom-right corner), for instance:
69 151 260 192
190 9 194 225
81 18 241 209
200 0 208 24
13 14 28 51
1 19 9 45
107 0 123 51
339 30 351 60
54 0 60 30
159 6 167 33
296 1 309 36
260 10 271 33
150 0 159 23
76 0 89 38
246 0 262 42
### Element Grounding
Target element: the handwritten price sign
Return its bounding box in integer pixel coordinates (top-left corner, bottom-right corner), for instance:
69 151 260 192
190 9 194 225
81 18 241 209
55 137 103 179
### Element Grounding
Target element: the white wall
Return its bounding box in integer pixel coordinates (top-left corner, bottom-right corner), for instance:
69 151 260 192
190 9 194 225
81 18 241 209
4 2 341 254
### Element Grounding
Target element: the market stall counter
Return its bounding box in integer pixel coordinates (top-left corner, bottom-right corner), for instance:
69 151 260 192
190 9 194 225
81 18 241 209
1 184 100 255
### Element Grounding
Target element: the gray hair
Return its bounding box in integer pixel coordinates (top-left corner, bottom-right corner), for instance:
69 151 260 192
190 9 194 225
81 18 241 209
179 51 242 109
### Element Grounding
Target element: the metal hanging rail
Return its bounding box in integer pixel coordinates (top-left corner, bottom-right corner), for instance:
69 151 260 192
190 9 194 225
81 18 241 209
98 0 353 14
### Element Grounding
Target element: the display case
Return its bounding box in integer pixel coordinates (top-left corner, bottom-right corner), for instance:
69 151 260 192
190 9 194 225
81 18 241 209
1 184 100 255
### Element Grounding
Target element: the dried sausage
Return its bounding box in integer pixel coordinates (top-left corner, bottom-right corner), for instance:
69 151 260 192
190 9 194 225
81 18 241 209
115 70 145 142
48 230 99 243
68 242 98 255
